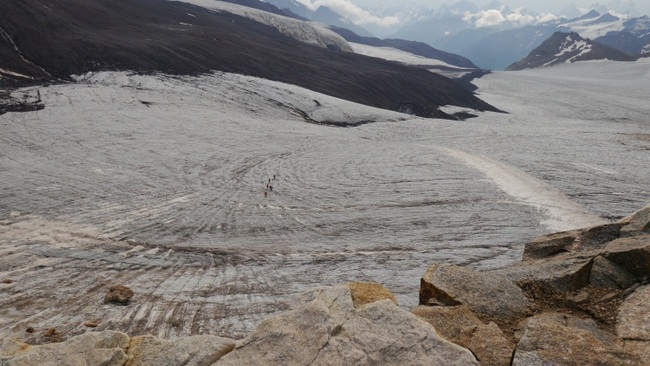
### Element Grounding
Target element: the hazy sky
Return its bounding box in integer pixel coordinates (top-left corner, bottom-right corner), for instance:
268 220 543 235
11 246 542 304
351 0 649 16
295 0 649 29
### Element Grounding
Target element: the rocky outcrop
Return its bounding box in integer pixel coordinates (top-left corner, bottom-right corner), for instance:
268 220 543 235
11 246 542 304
218 285 477 365
2 206 648 365
617 285 650 341
420 265 531 329
0 331 130 366
0 331 236 366
415 205 650 365
411 305 514 365
104 285 134 305
126 335 235 366
619 206 650 235
512 313 636 366
507 31 635 71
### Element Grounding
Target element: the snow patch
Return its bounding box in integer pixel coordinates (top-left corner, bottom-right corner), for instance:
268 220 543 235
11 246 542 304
0 68 33 79
173 0 352 51
563 13 628 40
348 42 460 69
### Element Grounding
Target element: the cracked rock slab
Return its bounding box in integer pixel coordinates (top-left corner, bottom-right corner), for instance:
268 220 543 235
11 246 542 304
411 305 514 366
420 265 531 326
512 313 637 366
589 255 637 290
0 330 129 366
617 285 650 341
619 206 650 235
126 334 235 366
604 235 650 277
216 285 477 365
493 249 597 294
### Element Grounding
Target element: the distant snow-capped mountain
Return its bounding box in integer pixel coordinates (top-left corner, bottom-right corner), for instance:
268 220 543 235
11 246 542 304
399 10 649 69
557 11 650 57
507 31 635 71
594 15 650 55
386 2 650 70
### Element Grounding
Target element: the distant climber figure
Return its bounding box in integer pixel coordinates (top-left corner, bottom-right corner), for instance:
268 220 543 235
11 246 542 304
264 191 268 197
273 174 276 180
268 178 271 183
269 185 273 192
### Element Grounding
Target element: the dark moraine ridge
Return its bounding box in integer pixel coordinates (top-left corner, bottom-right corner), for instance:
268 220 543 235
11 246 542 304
0 0 500 118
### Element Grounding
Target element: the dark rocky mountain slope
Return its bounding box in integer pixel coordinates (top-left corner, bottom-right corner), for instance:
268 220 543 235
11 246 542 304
595 16 650 56
329 26 478 69
0 0 498 118
507 32 635 71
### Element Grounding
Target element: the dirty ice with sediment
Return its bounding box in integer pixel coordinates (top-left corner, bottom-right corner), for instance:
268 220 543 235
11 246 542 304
0 59 648 341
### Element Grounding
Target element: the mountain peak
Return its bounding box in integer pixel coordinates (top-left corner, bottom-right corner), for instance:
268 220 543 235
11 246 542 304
507 31 634 70
575 9 602 21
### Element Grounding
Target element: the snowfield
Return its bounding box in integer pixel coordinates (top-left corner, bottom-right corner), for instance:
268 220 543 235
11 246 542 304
1 60 648 341
563 13 627 40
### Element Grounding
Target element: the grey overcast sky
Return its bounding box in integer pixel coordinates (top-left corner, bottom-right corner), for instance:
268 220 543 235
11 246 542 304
349 0 649 16
295 0 648 29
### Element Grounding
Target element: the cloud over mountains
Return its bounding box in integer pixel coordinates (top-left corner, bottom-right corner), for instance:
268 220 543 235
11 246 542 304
462 8 559 28
296 0 400 26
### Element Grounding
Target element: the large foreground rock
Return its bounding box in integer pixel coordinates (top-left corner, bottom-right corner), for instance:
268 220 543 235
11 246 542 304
495 254 595 293
411 305 514 366
217 285 478 365
0 331 237 366
617 285 650 341
491 215 650 325
126 334 235 366
420 264 531 327
512 312 638 365
619 205 650 235
604 235 650 277
417 205 650 365
0 330 129 366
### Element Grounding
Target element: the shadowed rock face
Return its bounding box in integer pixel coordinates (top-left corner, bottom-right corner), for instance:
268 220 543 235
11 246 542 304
0 0 499 118
420 264 531 328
